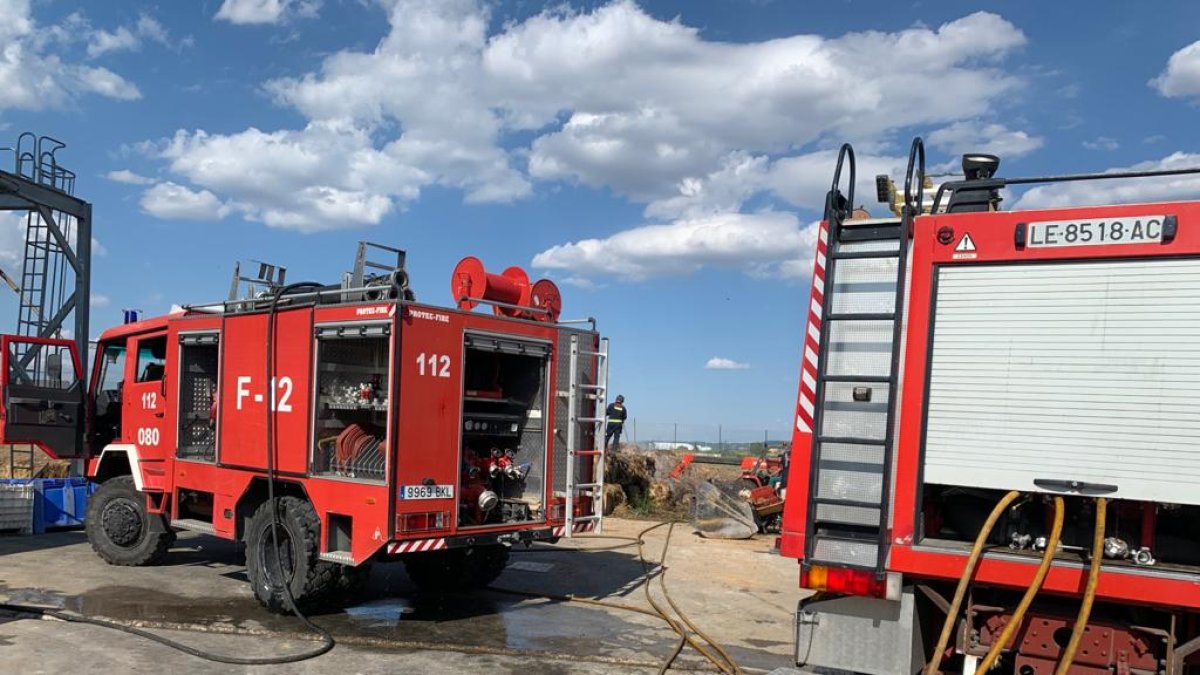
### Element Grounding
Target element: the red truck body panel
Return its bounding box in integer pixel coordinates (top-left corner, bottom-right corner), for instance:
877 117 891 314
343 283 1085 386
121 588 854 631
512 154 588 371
782 201 1200 610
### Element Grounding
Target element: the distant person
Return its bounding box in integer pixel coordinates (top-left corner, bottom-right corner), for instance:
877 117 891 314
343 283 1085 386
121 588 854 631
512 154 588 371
605 395 627 450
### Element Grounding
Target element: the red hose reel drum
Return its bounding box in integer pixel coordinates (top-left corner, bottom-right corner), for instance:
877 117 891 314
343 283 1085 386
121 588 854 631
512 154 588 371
452 256 530 317
451 256 561 321
530 278 562 322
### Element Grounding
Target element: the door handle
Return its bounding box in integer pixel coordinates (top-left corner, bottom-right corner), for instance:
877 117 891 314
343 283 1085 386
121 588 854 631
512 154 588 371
154 412 165 418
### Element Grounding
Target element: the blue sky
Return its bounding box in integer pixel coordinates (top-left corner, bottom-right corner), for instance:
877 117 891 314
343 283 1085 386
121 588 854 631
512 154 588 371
2 0 1200 441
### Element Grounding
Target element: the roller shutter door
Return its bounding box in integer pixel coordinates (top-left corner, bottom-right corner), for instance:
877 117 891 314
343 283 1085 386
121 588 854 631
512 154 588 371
923 258 1200 505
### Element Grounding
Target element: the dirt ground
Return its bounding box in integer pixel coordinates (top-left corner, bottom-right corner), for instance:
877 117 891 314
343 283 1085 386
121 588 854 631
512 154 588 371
0 444 68 479
0 517 806 673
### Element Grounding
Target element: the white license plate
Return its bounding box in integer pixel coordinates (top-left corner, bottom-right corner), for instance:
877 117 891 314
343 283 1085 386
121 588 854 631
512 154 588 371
1027 215 1166 248
400 484 455 500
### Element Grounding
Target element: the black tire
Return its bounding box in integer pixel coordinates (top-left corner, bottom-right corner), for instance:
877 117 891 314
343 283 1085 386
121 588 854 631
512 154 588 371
244 497 338 613
470 545 510 587
403 545 510 593
337 562 373 604
86 475 174 566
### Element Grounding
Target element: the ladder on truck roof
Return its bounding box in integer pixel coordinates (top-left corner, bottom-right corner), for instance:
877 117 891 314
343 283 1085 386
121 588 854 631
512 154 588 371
563 334 609 536
803 140 923 576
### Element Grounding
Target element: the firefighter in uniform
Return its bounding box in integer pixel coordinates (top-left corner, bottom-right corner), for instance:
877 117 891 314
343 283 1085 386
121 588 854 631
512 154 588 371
605 395 627 450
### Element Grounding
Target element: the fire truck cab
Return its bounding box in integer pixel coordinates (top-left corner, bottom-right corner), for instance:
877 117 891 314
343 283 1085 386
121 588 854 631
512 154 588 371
0 245 608 612
782 139 1200 675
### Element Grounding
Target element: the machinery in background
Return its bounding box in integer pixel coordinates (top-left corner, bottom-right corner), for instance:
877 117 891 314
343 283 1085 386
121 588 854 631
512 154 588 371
671 451 786 535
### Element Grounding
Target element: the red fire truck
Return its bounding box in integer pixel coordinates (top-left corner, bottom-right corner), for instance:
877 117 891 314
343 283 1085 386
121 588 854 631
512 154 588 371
0 244 609 612
781 139 1200 675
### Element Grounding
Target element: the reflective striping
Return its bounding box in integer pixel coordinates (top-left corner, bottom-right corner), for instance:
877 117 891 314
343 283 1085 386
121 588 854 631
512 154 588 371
387 537 447 555
804 346 819 368
552 521 596 537
802 369 817 392
799 393 815 417
795 220 829 436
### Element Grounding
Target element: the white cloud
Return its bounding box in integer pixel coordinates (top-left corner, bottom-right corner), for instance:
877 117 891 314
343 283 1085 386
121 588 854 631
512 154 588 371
139 182 230 220
106 169 154 185
927 121 1044 159
1082 137 1119 151
144 2 1030 235
706 357 750 370
531 211 811 280
91 293 111 308
1014 152 1200 210
87 14 175 58
215 0 321 25
1152 41 1200 99
0 1 142 110
0 212 24 267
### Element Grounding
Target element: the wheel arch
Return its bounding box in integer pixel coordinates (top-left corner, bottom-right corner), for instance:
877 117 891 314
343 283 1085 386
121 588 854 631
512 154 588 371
235 477 310 542
91 444 139 488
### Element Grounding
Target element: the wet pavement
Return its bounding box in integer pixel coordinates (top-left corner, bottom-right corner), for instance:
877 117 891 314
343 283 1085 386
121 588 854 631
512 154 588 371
0 518 803 673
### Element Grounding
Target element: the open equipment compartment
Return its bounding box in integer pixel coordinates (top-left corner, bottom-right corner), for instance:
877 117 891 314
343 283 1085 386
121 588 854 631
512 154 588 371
458 332 550 528
311 322 391 482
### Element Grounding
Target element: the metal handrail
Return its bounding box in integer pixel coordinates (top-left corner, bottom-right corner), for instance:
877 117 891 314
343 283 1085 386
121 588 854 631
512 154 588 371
931 165 1200 214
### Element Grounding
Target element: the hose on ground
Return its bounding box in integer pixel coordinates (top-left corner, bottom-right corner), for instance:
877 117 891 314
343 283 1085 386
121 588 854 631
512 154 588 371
503 521 743 675
977 496 1065 673
925 490 1021 675
1055 497 1107 675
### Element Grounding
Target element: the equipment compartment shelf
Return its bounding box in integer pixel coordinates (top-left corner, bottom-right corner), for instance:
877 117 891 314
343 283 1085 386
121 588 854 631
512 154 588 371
324 402 388 412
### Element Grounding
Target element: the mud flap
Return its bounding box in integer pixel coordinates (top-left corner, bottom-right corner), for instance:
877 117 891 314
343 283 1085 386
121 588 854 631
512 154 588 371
795 586 927 675
690 480 757 539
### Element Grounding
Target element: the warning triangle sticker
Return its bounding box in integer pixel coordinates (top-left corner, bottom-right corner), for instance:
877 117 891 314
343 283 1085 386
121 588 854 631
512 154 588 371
955 233 976 252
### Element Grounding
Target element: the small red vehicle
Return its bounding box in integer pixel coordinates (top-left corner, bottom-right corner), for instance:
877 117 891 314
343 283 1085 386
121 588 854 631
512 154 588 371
0 244 609 611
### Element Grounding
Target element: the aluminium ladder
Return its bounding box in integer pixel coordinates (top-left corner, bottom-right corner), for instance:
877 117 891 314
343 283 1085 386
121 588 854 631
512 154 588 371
803 212 911 575
563 334 610 536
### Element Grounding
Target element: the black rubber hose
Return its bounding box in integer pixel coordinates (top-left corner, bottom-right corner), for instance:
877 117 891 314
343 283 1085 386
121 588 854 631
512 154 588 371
262 282 336 660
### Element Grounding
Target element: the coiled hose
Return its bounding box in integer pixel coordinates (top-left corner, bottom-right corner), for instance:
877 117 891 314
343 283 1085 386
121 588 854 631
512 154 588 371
976 495 1065 673
1055 497 1107 675
925 490 1021 675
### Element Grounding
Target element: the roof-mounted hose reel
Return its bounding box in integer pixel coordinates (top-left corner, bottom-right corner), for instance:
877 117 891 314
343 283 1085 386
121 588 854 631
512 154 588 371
451 256 562 322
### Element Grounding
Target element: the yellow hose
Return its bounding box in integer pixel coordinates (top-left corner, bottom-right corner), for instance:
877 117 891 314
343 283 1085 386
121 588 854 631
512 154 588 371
925 490 1021 675
977 496 1065 673
1055 497 1106 675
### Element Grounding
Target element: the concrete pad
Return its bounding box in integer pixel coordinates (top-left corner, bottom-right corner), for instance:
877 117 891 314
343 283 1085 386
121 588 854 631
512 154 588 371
0 518 804 672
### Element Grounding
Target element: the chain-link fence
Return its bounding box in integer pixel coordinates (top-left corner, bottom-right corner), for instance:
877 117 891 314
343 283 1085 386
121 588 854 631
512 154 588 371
609 419 792 454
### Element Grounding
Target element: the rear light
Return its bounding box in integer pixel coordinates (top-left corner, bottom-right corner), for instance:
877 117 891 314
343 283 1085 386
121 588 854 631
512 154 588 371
801 564 887 598
397 511 449 533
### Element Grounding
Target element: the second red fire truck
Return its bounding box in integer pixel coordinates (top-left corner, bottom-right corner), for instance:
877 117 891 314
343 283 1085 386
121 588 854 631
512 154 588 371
0 244 609 611
782 138 1200 675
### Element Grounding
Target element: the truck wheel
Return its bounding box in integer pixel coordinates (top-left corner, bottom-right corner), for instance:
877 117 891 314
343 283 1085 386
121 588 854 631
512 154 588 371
403 545 510 593
86 475 175 566
470 545 510 587
402 549 471 593
244 497 338 613
337 563 373 603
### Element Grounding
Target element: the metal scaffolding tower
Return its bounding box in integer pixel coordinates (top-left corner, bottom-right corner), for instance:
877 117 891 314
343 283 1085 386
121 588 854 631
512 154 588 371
1 133 93 377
